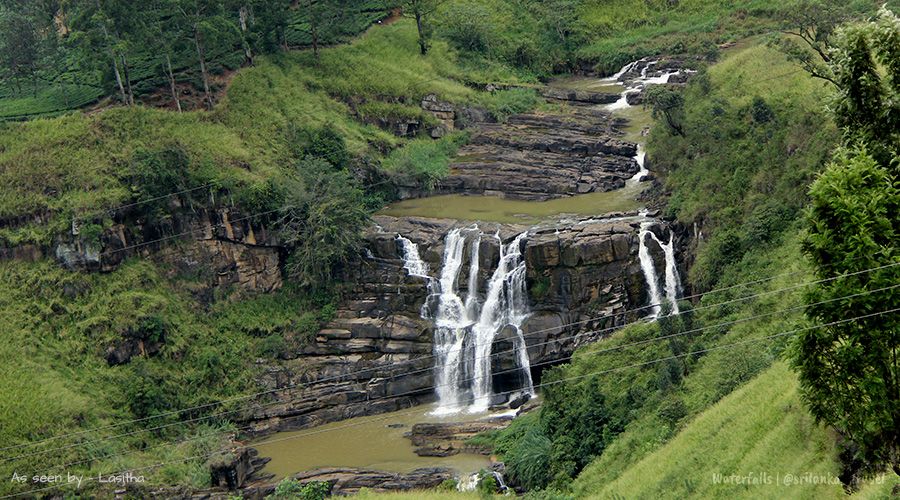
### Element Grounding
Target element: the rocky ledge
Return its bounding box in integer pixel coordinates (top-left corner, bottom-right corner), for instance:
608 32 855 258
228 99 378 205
408 418 513 457
423 106 638 201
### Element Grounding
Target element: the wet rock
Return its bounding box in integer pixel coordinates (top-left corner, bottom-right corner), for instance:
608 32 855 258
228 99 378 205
541 87 620 105
435 106 639 201
508 392 531 410
288 467 454 495
210 448 267 490
409 420 512 456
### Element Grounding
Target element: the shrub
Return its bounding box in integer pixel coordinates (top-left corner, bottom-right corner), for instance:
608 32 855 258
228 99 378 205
279 157 370 289
439 3 495 53
381 133 468 189
476 88 541 122
268 479 329 500
504 426 553 491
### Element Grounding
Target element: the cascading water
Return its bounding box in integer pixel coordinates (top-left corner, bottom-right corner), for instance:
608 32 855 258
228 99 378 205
637 217 665 319
637 211 682 318
470 232 534 413
606 59 681 112
398 227 535 414
646 231 682 314
625 143 649 188
397 235 430 278
431 229 476 414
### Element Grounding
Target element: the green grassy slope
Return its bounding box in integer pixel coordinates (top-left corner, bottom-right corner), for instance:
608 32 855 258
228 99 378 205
582 362 899 499
0 20 519 248
0 1 395 120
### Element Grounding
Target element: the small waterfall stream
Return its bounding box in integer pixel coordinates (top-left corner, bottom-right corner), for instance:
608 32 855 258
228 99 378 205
397 227 535 414
637 211 682 318
647 231 682 314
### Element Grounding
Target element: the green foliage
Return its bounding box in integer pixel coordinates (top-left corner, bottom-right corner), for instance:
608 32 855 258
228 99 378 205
128 145 197 217
643 84 685 136
795 149 900 476
503 425 553 491
474 88 541 122
436 478 459 491
382 133 468 189
476 469 499 497
303 125 351 168
788 8 900 478
279 157 370 288
649 43 838 291
269 479 330 499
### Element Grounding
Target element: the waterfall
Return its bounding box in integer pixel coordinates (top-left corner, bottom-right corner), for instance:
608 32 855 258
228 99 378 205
400 226 535 415
626 143 649 188
637 220 664 319
606 59 681 112
637 212 682 318
470 232 533 413
647 231 682 314
397 235 430 278
431 229 476 413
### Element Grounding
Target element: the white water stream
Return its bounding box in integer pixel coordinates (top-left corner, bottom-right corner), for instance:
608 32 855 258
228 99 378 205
399 227 535 415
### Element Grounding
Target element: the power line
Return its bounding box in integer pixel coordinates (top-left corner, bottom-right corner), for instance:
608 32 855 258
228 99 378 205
7 307 897 500
5 258 898 460
19 282 900 472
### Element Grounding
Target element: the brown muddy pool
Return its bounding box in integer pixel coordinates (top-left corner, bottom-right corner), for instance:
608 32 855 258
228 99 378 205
252 403 496 480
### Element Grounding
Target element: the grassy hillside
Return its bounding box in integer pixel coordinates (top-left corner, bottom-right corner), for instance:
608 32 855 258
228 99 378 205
581 362 900 499
0 1 396 120
0 20 525 248
0 257 335 497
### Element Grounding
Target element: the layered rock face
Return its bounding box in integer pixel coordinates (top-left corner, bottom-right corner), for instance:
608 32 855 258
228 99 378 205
246 214 677 435
9 206 284 295
436 108 639 201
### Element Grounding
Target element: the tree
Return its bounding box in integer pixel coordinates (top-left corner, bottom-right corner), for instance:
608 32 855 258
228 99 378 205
776 0 852 85
403 0 443 55
643 84 685 137
277 157 369 289
173 0 236 110
67 0 145 105
792 6 900 481
796 148 900 478
0 3 40 95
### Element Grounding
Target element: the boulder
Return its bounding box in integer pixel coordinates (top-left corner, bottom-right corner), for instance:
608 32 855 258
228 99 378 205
409 420 512 456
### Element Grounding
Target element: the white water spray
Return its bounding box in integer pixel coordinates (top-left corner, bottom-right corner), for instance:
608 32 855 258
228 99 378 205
470 232 534 413
647 231 681 314
397 235 430 278
636 211 682 318
399 227 535 414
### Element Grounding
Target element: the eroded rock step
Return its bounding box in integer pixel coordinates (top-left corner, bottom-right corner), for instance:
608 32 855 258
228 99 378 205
441 107 639 200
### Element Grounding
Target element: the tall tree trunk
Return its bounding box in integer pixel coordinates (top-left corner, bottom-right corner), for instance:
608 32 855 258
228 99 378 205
310 21 319 58
194 25 213 110
415 10 427 55
120 54 135 105
110 53 128 105
239 5 253 65
165 53 182 112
